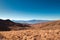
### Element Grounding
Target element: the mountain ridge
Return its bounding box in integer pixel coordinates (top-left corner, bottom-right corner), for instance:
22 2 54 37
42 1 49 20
12 20 50 24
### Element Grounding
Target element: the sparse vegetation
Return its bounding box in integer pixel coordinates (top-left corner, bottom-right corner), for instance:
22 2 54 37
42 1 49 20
0 20 60 40
0 30 59 40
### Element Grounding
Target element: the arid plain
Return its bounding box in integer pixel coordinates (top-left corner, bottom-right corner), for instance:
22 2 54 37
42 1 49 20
0 19 60 40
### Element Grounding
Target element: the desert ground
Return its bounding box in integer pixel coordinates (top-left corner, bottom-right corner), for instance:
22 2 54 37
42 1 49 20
0 30 60 40
0 19 60 40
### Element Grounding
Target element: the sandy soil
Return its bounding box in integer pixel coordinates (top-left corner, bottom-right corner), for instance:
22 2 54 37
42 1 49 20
0 29 60 40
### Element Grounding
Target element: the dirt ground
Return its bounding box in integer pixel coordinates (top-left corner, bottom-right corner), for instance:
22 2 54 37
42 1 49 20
0 29 60 40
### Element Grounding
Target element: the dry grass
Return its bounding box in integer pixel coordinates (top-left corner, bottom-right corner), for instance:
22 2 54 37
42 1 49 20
30 20 60 30
0 30 60 40
0 20 60 40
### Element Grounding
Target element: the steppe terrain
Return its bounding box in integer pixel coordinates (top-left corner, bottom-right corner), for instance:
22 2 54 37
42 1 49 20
0 30 60 40
0 19 60 40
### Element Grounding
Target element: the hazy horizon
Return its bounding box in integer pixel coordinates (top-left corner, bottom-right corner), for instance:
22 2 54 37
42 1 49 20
0 0 60 20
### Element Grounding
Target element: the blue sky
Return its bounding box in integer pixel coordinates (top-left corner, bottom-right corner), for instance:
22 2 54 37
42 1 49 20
0 0 60 20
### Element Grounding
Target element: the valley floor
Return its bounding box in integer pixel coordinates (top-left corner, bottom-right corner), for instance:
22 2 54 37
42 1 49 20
0 29 60 40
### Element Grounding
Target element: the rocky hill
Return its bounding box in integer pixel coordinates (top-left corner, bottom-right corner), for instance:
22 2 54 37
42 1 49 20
0 19 30 31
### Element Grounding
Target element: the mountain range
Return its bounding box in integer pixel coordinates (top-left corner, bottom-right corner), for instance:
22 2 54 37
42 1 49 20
12 20 50 24
0 19 59 31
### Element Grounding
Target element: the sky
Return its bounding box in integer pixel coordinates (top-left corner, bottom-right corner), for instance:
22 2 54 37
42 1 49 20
0 0 60 20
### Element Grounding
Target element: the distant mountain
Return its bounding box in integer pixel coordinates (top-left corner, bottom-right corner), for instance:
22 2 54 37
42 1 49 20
12 20 27 24
12 20 50 24
0 19 60 31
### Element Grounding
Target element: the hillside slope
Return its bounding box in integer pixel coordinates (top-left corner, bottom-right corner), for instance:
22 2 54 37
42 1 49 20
31 20 60 29
0 19 30 31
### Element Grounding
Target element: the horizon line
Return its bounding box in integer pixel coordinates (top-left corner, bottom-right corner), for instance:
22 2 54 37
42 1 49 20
0 18 60 21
